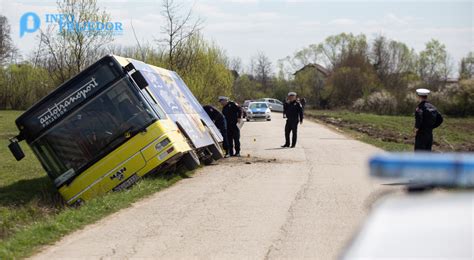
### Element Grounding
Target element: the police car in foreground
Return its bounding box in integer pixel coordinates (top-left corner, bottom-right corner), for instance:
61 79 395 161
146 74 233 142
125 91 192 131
342 153 474 259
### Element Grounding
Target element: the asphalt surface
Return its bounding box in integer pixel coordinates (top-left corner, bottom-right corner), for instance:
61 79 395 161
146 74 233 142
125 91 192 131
33 113 387 259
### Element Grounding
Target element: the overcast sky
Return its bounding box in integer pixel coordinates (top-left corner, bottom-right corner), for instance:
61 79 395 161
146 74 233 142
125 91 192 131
1 0 473 73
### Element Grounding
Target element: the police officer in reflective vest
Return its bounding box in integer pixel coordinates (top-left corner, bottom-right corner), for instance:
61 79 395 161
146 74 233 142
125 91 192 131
414 88 443 151
219 96 242 157
282 92 303 148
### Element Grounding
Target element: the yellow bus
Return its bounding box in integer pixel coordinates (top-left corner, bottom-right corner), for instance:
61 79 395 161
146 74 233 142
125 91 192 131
8 55 223 205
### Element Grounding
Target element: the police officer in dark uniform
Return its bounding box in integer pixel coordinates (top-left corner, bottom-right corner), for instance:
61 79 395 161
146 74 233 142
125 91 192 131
203 105 229 157
282 92 303 148
414 88 443 151
219 96 242 157
300 98 307 110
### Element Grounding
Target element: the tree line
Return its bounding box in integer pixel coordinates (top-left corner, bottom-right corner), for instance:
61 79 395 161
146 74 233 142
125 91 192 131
0 0 472 116
0 0 233 110
234 33 473 116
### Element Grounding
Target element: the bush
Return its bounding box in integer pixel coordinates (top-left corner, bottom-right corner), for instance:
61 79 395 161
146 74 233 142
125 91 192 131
0 64 54 110
397 92 419 115
430 80 474 116
353 90 397 115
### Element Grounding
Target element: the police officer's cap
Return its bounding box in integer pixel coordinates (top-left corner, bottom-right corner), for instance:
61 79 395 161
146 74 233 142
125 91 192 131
416 88 430 96
288 92 297 96
218 96 229 101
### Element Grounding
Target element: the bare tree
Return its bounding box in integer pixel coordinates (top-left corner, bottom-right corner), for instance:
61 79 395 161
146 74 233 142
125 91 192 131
159 0 203 71
0 15 17 65
251 51 273 91
36 0 113 84
229 57 242 73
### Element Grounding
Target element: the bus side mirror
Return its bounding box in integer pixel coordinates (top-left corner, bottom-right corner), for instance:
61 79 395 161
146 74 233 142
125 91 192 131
131 71 149 90
9 139 25 161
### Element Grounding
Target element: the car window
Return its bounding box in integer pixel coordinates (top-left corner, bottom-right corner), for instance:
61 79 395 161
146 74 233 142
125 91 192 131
249 103 268 109
268 100 275 103
276 100 283 105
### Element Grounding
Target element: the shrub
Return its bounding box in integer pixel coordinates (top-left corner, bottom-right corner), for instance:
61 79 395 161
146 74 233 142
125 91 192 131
431 80 474 116
353 90 397 115
397 92 419 115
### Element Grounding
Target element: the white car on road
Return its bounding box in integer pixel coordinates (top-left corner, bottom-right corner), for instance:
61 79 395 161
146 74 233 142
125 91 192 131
258 98 284 112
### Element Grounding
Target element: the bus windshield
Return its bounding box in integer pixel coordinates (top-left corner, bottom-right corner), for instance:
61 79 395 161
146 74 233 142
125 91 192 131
249 103 268 109
31 77 156 187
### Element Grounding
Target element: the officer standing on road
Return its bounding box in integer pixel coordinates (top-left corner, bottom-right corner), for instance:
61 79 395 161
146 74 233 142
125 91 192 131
219 96 242 157
300 98 307 110
203 105 229 157
282 92 303 148
414 88 443 151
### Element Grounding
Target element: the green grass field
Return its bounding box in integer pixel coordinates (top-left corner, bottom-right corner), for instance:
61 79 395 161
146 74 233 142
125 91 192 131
0 111 190 258
305 110 474 152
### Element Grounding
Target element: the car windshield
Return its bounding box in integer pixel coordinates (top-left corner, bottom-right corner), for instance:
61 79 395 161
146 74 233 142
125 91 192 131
249 103 268 109
31 77 156 187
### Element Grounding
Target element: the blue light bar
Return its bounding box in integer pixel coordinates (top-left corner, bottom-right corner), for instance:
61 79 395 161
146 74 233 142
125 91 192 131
369 153 474 187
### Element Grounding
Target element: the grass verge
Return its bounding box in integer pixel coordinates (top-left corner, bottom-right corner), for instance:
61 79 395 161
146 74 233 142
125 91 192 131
305 110 474 152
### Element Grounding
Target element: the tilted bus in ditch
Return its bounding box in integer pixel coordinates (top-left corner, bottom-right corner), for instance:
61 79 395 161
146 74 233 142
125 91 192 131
8 55 223 205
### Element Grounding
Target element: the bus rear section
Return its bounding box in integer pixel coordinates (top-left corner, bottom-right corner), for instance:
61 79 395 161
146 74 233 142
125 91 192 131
119 57 225 164
9 55 198 205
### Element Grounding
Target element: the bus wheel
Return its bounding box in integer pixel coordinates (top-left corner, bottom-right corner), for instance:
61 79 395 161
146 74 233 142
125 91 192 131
203 156 214 165
204 125 224 161
182 150 200 170
208 143 223 161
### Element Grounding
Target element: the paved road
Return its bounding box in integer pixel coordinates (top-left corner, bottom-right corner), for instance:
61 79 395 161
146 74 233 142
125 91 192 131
33 113 388 259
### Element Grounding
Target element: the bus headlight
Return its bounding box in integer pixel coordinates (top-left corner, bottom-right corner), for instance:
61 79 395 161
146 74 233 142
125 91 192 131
155 138 170 151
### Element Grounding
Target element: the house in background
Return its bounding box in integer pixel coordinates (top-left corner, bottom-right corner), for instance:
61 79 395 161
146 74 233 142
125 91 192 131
293 63 330 79
293 63 330 108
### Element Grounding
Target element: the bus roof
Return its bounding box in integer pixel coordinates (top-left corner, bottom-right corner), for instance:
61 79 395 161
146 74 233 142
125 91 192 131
16 55 124 141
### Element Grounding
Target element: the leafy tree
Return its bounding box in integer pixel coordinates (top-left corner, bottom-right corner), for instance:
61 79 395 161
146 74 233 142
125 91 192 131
318 33 368 70
325 64 380 107
371 35 416 81
233 75 260 101
459 52 474 79
370 35 417 101
293 66 325 107
156 35 233 105
0 63 53 109
417 39 451 87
